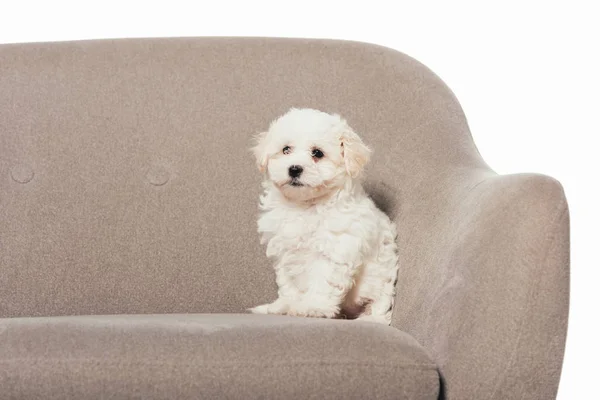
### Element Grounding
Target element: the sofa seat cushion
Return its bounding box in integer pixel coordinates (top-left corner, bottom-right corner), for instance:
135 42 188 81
0 314 439 399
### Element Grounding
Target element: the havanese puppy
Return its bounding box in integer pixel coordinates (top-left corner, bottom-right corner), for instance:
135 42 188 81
249 108 399 325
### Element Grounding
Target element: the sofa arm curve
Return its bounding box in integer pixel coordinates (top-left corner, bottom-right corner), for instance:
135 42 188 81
393 173 569 400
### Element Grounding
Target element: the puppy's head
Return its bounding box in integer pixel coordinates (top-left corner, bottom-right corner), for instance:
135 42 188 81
252 108 371 202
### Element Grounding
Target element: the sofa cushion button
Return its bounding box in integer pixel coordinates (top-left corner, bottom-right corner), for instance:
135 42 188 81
146 165 170 186
10 164 34 184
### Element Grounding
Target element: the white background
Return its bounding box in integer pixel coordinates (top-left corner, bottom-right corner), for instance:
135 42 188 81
1 1 597 398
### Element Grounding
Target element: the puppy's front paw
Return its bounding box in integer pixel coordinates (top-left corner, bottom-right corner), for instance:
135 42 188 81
287 303 339 319
248 304 271 314
248 299 290 315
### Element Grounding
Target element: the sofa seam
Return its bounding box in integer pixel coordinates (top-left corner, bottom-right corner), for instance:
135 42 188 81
0 359 438 370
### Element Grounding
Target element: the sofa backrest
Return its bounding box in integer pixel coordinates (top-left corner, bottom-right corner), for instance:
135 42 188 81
0 37 486 318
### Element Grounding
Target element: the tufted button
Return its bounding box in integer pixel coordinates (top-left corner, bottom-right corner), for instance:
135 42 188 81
146 165 171 186
10 164 35 184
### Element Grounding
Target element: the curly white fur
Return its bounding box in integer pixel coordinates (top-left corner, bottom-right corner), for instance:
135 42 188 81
249 108 399 325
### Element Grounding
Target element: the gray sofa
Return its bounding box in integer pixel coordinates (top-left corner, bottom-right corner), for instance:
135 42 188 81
0 37 569 399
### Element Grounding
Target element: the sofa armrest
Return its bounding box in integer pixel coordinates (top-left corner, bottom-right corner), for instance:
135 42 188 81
394 173 569 399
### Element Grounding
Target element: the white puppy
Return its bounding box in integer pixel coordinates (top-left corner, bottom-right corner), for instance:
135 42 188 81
249 108 399 325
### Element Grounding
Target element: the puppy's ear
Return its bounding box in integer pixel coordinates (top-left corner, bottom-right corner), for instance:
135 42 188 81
340 123 372 178
250 131 269 173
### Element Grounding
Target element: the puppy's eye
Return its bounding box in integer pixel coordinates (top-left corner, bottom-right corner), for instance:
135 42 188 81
283 146 292 155
311 149 324 159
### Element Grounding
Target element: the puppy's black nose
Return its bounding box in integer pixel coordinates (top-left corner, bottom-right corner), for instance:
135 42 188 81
288 165 303 178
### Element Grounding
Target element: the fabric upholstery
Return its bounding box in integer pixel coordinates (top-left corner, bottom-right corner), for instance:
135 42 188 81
0 37 569 399
0 314 439 399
